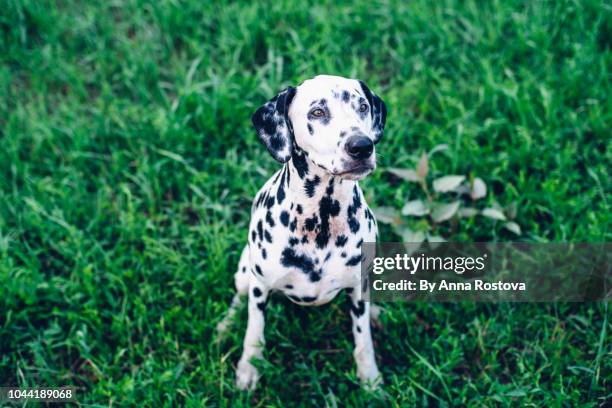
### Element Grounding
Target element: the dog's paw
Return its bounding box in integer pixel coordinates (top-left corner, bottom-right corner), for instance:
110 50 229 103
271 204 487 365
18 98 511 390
236 358 260 391
358 364 383 392
360 369 383 392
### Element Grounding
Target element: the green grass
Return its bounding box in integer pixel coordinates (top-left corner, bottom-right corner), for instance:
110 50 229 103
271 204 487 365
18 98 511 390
0 0 610 406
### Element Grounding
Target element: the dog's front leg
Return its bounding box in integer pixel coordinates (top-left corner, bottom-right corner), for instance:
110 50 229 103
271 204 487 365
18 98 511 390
348 288 381 389
236 275 269 390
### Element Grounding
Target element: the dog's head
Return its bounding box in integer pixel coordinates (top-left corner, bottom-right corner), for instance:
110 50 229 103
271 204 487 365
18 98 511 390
252 75 387 180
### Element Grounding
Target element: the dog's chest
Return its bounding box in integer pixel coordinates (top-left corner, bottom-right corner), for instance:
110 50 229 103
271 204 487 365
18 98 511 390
248 173 377 305
273 225 363 304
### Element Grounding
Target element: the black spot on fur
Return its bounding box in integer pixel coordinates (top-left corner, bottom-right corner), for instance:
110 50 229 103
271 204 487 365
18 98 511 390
285 284 293 289
280 248 322 283
335 235 348 247
307 123 314 135
315 180 341 248
264 230 273 243
304 175 320 197
253 287 262 297
346 255 362 266
341 252 347 258
291 149 309 178
347 185 362 233
261 248 267 259
296 205 303 214
341 90 350 102
304 215 318 231
356 325 362 333
290 217 297 232
280 211 290 227
251 230 257 242
257 301 266 312
257 220 264 241
301 236 308 244
261 111 277 135
351 300 365 317
255 265 263 275
270 133 285 150
364 208 375 231
255 191 267 208
266 211 275 227
289 236 299 246
281 247 315 275
277 178 286 203
265 195 275 209
325 178 335 195
356 239 363 248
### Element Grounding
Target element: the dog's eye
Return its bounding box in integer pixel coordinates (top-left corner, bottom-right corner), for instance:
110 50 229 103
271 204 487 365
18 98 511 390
359 103 368 113
311 108 325 117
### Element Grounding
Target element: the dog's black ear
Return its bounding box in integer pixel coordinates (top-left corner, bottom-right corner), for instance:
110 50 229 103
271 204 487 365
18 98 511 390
252 87 297 163
359 81 387 144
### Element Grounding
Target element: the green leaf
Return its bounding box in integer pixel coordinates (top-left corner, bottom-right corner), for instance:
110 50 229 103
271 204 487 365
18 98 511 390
401 229 426 243
428 144 449 156
459 207 479 218
481 208 507 221
387 167 419 182
503 221 521 235
503 389 528 397
402 199 429 216
431 201 460 223
372 206 399 225
470 177 487 200
433 175 465 193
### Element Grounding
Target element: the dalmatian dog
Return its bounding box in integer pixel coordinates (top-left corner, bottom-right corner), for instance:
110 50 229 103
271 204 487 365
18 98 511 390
217 75 387 391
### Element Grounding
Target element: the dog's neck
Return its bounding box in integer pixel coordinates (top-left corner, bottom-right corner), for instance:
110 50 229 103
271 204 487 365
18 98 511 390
285 149 357 204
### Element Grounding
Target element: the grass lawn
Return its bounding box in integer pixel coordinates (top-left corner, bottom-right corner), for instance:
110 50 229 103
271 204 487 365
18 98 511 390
0 0 610 406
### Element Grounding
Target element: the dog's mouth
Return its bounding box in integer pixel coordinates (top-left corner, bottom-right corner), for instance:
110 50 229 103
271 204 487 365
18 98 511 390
334 163 375 180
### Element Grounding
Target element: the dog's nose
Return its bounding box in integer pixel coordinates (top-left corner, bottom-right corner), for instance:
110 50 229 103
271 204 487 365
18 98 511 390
345 135 374 160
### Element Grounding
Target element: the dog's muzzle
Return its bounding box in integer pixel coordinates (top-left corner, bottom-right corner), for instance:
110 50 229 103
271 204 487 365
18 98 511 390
339 134 375 179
